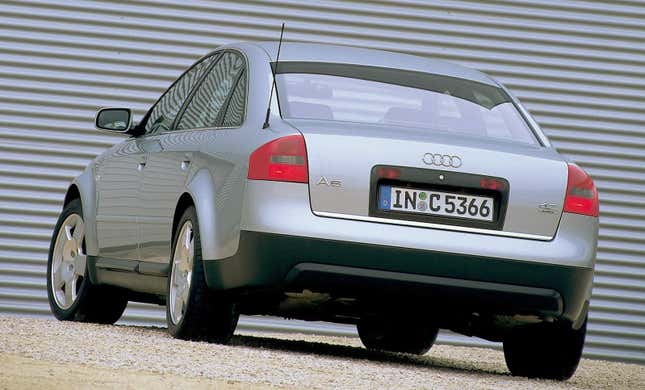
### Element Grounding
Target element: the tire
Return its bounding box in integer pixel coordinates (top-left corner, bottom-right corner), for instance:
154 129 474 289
503 317 587 380
47 199 128 324
166 206 239 343
357 316 439 355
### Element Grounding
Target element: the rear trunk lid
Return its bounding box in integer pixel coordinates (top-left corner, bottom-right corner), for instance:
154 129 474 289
291 119 567 240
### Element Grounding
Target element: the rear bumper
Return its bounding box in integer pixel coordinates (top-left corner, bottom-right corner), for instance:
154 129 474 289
238 181 598 269
286 263 563 318
204 180 596 324
204 230 593 323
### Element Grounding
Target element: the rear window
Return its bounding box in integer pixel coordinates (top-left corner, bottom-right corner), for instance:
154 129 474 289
275 62 537 145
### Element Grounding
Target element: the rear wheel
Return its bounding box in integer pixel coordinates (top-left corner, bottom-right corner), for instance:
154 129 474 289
47 199 127 324
166 206 239 343
358 316 439 355
503 318 587 380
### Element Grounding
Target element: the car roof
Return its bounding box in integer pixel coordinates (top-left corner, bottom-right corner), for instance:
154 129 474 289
239 41 499 87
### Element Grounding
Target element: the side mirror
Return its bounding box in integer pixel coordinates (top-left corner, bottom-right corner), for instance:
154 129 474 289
95 108 133 133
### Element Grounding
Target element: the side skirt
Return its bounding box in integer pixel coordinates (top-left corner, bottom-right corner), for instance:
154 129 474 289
88 256 169 299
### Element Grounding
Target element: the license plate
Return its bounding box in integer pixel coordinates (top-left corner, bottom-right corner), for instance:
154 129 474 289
378 185 495 222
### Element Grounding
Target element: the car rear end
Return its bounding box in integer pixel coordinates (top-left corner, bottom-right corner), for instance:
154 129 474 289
210 59 598 334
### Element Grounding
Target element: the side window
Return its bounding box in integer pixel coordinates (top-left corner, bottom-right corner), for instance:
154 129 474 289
177 52 244 130
145 55 217 134
222 70 246 127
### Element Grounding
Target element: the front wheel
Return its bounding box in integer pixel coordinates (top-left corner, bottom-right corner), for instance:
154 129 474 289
47 199 127 323
503 318 587 380
166 206 238 343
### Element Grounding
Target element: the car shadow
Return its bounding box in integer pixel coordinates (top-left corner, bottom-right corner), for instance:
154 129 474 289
228 334 509 377
127 324 509 377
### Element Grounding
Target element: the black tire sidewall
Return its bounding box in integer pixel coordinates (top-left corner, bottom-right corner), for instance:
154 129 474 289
166 206 200 335
503 318 587 380
166 206 238 342
358 317 439 355
47 199 92 320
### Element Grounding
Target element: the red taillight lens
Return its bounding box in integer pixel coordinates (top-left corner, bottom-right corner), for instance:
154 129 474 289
248 134 308 183
480 177 506 191
564 164 599 217
377 167 401 179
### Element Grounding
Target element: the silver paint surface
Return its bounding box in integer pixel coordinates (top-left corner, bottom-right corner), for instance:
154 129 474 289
72 42 596 299
292 119 567 238
240 180 597 269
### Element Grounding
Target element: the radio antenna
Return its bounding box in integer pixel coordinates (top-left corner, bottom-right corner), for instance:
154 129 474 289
263 22 285 129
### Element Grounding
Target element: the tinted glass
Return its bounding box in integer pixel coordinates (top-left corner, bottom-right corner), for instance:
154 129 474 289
145 55 217 134
276 65 536 145
177 52 244 130
222 70 246 127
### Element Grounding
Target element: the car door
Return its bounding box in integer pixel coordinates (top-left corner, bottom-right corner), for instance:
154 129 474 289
136 52 220 264
94 54 217 262
139 50 246 265
95 139 146 261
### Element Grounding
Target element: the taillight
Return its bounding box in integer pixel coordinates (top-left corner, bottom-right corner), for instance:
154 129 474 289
480 177 506 191
377 167 401 179
564 163 599 217
247 134 308 183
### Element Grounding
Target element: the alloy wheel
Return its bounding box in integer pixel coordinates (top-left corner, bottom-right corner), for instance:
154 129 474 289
50 213 86 309
169 221 194 324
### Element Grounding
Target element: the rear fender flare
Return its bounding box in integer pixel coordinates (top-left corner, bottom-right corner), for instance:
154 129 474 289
186 168 242 261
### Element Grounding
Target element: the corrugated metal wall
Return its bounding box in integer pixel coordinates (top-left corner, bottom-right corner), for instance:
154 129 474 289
1 0 643 364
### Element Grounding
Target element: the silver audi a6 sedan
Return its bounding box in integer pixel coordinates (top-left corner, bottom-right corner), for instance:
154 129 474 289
48 42 598 380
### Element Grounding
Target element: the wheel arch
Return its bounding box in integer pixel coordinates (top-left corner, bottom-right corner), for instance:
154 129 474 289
172 192 195 242
183 168 243 262
64 167 99 256
63 184 81 207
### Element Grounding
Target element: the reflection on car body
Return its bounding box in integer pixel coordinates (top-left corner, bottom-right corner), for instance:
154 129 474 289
48 42 598 381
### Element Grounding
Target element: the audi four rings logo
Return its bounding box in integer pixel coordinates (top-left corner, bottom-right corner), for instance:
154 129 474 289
422 153 462 168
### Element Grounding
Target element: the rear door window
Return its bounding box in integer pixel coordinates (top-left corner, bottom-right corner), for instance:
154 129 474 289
222 70 247 127
176 52 245 130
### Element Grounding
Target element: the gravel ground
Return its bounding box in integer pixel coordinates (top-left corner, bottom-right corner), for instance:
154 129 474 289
1 354 259 390
0 316 643 389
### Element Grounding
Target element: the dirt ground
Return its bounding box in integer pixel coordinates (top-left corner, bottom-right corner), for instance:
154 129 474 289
0 316 643 389
0 353 269 390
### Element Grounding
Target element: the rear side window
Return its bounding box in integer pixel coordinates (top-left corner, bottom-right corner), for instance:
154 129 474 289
177 52 245 130
222 70 246 127
145 55 217 134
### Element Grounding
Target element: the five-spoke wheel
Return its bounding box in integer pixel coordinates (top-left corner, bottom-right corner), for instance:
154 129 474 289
47 199 127 323
50 213 86 310
166 206 238 343
169 221 194 324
